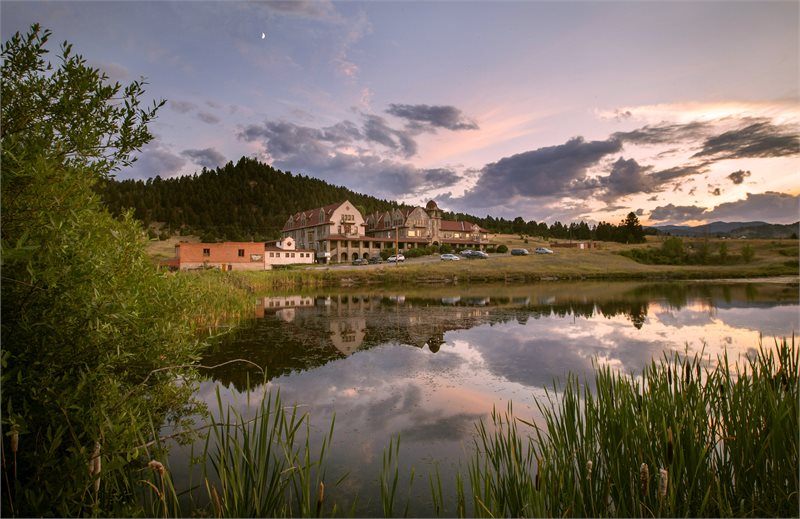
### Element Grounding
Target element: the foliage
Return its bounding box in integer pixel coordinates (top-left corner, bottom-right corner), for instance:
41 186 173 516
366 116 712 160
496 244 508 254
0 25 211 516
203 387 339 517
98 157 402 241
622 237 757 266
460 340 797 518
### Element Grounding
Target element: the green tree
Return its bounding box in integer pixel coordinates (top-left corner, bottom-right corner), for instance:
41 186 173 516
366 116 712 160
2 25 203 516
741 244 756 263
622 212 645 244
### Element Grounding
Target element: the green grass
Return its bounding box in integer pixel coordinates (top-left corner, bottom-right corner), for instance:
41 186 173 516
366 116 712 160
470 338 798 517
202 386 338 517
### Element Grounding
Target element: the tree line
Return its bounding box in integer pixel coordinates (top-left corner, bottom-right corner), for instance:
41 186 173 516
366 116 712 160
99 159 648 244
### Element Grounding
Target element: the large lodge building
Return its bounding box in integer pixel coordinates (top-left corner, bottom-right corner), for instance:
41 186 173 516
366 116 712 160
282 200 491 264
165 200 491 270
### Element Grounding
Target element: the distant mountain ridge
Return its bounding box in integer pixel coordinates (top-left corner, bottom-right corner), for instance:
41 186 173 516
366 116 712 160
652 221 799 238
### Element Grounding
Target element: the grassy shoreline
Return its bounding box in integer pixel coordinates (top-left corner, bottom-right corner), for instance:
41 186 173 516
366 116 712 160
225 241 797 292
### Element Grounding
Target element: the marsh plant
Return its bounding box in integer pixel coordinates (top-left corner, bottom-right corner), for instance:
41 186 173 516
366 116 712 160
467 339 798 518
201 387 339 517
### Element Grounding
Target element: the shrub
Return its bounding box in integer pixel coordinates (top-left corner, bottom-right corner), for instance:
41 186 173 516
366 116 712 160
496 244 509 253
1 25 208 516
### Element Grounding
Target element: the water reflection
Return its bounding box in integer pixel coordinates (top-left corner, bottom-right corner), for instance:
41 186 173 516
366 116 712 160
192 280 797 516
204 281 797 391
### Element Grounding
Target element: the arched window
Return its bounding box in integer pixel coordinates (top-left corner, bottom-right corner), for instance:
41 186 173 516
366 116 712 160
352 252 359 261
340 252 348 262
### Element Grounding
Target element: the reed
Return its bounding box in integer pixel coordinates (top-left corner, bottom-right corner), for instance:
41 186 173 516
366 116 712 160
498 337 799 517
201 387 336 517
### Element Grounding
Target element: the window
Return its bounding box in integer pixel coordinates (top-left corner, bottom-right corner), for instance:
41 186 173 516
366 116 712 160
285 253 290 258
269 252 274 258
238 249 245 257
291 253 295 258
203 248 210 257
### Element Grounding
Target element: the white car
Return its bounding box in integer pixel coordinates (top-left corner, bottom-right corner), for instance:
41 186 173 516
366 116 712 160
387 254 405 262
534 247 554 254
440 254 461 261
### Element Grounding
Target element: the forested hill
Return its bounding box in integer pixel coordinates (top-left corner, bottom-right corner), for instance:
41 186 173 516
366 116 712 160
99 157 405 241
98 156 648 242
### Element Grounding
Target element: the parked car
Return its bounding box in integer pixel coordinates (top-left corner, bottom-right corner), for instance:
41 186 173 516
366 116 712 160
534 247 554 254
467 250 489 259
387 254 405 262
510 248 529 256
352 258 367 265
440 253 461 261
368 256 383 264
460 249 475 257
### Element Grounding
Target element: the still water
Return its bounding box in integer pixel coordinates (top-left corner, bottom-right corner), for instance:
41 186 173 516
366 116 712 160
174 280 798 515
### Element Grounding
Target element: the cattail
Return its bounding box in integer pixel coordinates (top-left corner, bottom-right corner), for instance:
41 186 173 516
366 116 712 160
586 460 593 482
640 463 649 496
666 427 673 465
148 459 166 477
658 468 668 498
10 427 18 454
211 484 222 517
315 481 325 517
90 442 101 493
667 366 672 385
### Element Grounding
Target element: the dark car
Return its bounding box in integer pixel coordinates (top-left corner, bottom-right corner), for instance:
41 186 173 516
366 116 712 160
510 248 529 256
368 256 383 264
352 258 367 265
467 250 489 259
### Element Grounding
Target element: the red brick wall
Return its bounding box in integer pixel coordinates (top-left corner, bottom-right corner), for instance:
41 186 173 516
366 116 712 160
179 242 264 264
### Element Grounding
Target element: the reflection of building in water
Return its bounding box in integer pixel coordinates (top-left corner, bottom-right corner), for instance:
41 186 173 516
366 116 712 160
255 296 314 318
329 316 367 356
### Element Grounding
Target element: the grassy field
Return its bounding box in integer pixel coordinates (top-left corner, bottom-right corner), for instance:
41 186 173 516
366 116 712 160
150 234 798 290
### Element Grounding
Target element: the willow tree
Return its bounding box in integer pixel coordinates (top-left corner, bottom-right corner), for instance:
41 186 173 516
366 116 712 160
1 25 203 516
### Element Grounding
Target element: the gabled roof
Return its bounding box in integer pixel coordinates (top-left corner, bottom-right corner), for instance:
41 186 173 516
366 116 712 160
283 201 348 231
440 220 489 233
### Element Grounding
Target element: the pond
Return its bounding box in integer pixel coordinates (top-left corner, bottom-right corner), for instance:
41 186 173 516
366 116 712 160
171 279 798 516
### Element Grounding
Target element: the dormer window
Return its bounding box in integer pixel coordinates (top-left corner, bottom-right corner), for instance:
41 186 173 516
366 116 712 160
319 210 325 223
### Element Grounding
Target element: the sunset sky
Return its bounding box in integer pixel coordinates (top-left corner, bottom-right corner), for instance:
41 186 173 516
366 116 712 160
3 1 798 225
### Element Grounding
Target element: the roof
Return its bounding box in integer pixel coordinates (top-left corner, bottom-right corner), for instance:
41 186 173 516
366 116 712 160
283 201 347 231
440 220 489 233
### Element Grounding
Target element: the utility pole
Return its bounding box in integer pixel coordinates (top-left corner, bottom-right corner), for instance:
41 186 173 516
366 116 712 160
395 219 399 266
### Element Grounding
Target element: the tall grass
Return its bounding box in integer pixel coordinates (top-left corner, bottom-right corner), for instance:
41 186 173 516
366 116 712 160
202 387 337 517
466 338 798 517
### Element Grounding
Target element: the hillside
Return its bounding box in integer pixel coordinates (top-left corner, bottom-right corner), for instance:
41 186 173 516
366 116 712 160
653 221 799 239
98 157 593 241
99 157 403 241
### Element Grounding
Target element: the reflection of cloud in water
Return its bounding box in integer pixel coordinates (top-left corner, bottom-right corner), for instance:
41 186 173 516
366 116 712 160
399 411 485 443
712 306 799 338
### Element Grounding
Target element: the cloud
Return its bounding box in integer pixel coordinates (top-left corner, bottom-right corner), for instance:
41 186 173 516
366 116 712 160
649 204 708 223
612 121 713 145
181 148 226 169
650 192 800 224
169 100 197 114
386 104 479 131
196 111 221 125
238 118 460 198
362 114 416 157
91 61 130 83
704 192 800 223
693 121 800 159
727 169 751 185
709 186 722 196
334 9 371 79
121 141 186 180
455 137 623 209
259 0 339 21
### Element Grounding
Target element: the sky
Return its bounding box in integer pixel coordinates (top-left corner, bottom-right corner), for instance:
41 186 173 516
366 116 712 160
3 0 799 225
